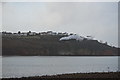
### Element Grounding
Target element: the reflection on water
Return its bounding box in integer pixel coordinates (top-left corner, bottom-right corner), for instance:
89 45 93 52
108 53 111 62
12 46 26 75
2 56 118 78
0 56 2 78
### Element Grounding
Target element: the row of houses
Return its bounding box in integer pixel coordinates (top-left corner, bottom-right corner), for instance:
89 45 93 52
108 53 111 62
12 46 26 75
2 31 69 36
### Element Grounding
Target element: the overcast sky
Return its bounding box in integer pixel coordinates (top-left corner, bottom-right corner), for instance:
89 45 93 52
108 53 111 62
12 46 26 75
2 2 118 47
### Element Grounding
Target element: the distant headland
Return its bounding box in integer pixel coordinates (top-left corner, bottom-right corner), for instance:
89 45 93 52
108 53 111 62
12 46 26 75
1 31 119 56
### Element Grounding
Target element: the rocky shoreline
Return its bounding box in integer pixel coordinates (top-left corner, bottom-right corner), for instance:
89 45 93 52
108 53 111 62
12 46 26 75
2 72 120 80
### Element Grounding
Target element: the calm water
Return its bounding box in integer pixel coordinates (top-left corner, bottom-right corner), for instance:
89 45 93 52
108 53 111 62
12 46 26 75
2 56 118 78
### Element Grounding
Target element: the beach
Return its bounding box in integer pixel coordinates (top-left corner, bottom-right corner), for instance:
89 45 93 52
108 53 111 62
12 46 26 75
2 72 119 80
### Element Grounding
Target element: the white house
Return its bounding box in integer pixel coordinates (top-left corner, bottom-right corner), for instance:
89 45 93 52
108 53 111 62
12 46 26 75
20 32 27 36
29 32 36 36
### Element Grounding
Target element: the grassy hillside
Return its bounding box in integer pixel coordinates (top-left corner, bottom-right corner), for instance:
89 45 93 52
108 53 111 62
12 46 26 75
2 35 119 56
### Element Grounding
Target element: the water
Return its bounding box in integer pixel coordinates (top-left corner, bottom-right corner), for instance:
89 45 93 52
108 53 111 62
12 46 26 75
2 56 118 78
0 56 2 78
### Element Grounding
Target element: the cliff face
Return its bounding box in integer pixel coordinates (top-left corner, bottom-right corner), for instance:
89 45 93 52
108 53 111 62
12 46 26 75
2 35 119 56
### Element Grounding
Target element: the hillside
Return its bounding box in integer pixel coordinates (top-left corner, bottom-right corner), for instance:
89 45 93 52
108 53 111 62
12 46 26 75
2 34 119 56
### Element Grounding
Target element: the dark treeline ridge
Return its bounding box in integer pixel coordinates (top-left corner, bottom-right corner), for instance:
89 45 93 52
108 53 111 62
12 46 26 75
2 31 119 56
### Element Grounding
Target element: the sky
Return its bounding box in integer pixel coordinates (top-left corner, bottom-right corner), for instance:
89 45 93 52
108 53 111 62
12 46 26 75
2 2 118 47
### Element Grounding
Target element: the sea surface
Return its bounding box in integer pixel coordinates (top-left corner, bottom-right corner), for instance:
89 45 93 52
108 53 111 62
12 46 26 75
2 56 118 78
0 56 2 78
